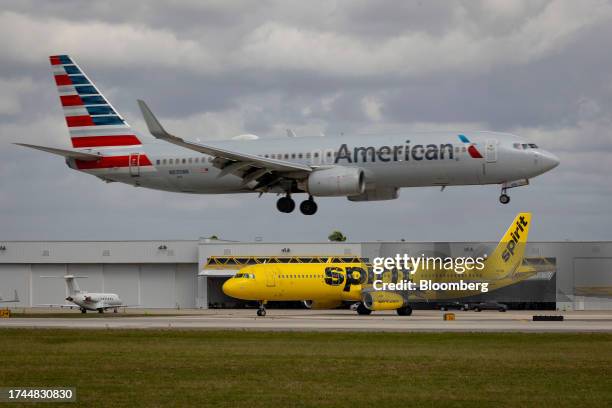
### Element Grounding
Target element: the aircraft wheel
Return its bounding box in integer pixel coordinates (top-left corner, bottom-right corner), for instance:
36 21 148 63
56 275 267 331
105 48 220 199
276 196 295 213
474 307 481 312
257 309 266 317
81 308 86 314
499 194 510 204
439 306 447 311
299 198 318 215
114 308 118 313
97 308 104 314
356 303 372 315
396 306 413 316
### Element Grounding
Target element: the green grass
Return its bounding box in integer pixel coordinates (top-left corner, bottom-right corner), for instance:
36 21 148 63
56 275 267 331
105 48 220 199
0 330 611 407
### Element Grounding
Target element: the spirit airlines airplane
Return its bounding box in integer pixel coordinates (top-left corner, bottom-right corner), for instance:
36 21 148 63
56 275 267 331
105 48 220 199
16 55 559 215
222 213 532 316
40 275 129 313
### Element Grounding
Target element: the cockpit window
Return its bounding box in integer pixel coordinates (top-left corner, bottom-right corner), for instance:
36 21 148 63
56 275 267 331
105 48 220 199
235 273 255 279
517 143 539 150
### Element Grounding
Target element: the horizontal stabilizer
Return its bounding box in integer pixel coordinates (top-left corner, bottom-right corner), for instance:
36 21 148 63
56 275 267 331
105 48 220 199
15 143 102 161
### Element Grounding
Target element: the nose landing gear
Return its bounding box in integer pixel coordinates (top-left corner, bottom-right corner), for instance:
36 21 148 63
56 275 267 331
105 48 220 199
256 301 267 317
499 190 510 204
498 179 529 204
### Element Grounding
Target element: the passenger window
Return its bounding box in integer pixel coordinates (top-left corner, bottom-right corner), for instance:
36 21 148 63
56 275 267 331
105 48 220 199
291 153 296 159
298 153 303 159
188 158 192 164
156 160 160 165
306 153 311 158
314 152 319 158
169 159 173 164
162 159 167 165
284 154 289 159
182 158 186 164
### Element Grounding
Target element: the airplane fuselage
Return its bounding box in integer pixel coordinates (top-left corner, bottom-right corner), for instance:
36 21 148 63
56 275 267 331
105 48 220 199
66 131 558 196
68 292 123 311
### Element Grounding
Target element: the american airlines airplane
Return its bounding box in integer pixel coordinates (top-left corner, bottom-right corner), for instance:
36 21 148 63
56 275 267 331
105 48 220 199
17 55 559 215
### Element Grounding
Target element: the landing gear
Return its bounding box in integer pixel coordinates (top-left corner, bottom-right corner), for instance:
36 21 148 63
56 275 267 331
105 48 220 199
256 301 267 317
97 308 104 314
299 196 318 215
276 195 295 213
80 308 87 314
396 305 413 316
498 179 529 204
113 308 118 313
356 303 372 315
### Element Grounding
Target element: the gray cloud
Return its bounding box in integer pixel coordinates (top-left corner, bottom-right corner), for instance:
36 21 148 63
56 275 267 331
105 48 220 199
0 1 611 242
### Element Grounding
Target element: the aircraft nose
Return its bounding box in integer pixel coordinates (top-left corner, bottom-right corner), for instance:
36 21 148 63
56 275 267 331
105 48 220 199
222 278 240 299
540 151 560 172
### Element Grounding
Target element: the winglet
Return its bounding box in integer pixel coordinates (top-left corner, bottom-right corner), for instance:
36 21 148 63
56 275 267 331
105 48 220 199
137 99 172 139
286 129 297 138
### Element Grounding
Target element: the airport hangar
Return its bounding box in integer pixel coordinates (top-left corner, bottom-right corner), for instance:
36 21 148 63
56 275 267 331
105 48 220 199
0 239 610 311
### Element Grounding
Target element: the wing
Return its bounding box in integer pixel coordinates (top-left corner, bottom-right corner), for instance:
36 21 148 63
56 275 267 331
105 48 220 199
36 304 78 308
103 304 141 309
137 100 312 191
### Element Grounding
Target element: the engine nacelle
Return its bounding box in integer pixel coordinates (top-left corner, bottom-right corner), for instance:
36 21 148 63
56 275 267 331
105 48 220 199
306 167 365 197
362 291 407 311
348 186 399 202
303 300 343 309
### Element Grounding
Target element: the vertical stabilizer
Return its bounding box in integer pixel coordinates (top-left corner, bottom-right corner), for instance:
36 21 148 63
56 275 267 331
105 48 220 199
482 213 531 279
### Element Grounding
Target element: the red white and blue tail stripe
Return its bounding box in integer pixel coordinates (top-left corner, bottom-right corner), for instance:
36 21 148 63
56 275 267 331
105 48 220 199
50 55 142 149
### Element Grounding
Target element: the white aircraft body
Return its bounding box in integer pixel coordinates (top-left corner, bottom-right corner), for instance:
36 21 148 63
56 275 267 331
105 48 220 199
17 55 560 215
41 275 128 313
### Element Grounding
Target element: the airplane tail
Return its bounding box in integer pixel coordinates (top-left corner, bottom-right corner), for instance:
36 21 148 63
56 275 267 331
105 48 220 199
482 213 531 279
63 275 83 296
49 54 144 149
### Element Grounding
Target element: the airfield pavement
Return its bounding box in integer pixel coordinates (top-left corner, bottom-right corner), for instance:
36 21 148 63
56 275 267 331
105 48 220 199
1 308 612 332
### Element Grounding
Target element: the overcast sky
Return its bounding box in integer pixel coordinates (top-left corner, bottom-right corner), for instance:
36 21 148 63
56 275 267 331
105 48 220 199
1 0 611 243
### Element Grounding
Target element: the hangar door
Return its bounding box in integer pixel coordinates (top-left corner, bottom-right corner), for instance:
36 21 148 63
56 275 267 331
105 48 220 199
573 258 612 310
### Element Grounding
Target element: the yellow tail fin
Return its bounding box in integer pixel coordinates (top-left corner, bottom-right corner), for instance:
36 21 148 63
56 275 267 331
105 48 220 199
483 213 531 278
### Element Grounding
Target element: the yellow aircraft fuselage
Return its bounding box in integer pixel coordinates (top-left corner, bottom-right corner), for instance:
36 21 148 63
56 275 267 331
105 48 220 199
222 213 532 314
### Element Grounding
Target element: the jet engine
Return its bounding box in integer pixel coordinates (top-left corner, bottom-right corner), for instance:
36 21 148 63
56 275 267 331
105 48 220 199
306 167 365 196
362 291 407 311
303 300 343 309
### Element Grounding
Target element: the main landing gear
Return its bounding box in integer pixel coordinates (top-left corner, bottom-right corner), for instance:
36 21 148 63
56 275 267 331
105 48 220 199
276 194 318 215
